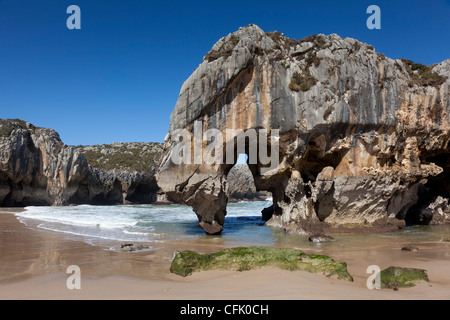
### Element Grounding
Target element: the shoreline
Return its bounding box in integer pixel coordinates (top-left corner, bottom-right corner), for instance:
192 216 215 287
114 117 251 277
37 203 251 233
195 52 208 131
0 211 449 300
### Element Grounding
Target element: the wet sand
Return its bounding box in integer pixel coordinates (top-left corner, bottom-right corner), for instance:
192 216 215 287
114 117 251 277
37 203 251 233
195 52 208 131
0 212 449 300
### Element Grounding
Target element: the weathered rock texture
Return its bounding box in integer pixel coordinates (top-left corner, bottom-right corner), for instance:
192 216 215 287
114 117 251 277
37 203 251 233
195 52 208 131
75 143 163 204
0 120 162 206
227 164 270 201
157 25 450 234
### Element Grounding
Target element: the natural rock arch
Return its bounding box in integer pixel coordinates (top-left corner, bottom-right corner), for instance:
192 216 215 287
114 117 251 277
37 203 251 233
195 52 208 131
157 25 450 235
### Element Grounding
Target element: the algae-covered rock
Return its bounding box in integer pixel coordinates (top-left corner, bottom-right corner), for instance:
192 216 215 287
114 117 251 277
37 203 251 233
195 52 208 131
170 246 353 281
380 266 429 289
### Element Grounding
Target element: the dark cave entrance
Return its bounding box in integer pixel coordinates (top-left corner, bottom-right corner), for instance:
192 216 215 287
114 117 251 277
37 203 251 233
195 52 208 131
404 151 450 226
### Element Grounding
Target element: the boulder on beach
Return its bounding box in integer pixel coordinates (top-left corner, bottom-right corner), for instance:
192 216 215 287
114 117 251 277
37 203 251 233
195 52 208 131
309 234 335 243
380 266 429 290
401 246 420 252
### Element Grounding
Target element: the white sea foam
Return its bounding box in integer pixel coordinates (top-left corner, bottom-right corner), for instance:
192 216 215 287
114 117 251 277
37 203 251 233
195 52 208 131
16 201 273 246
15 200 442 250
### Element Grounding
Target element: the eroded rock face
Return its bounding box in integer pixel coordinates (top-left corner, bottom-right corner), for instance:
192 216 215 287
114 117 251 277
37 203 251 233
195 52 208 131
0 120 160 206
74 143 163 204
0 120 87 206
227 164 269 201
157 25 450 234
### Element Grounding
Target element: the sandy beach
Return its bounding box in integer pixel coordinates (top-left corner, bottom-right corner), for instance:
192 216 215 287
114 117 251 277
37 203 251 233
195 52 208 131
0 211 449 300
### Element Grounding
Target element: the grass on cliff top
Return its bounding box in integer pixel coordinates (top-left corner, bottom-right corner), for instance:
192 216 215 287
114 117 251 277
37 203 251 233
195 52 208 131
400 59 446 87
170 246 353 281
76 143 163 174
204 34 240 62
380 266 429 289
0 119 29 137
265 32 326 52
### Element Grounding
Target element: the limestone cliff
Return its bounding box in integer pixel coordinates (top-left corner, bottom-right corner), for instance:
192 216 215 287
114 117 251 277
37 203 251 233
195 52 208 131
75 143 163 204
0 120 162 206
157 25 450 234
0 120 88 206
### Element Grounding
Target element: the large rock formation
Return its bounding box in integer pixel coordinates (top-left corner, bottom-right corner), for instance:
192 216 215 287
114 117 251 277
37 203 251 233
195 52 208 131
0 120 87 206
0 120 162 206
157 25 450 235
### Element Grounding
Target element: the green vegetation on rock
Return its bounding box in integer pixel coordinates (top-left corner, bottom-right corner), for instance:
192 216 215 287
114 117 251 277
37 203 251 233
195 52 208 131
75 142 163 174
289 71 317 92
305 51 321 67
204 34 240 62
265 33 327 53
0 119 30 137
400 59 446 87
170 246 353 281
380 266 429 289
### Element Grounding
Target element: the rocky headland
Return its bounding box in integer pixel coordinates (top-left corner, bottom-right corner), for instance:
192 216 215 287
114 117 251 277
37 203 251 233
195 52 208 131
0 119 163 206
157 24 450 235
75 142 165 204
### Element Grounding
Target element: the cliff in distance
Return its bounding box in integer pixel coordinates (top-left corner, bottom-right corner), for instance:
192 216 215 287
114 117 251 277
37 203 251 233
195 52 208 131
157 24 450 235
0 119 162 206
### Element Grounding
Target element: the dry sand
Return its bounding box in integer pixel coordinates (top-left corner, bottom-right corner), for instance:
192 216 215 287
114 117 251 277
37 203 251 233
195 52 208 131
0 212 449 300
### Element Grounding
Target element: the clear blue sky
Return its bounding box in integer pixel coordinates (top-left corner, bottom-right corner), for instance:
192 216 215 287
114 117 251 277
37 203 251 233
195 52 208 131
1 0 449 145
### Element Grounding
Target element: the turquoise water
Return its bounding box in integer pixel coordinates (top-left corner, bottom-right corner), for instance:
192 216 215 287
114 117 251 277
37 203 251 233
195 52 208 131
15 201 450 249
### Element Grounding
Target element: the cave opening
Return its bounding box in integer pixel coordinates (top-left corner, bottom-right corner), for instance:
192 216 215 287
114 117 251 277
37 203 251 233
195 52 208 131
297 134 346 185
224 152 273 230
226 153 271 201
404 150 450 226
